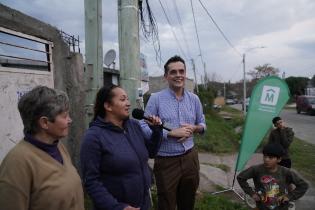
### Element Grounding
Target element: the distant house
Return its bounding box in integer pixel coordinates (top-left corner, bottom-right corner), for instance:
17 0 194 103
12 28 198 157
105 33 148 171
306 80 315 96
103 67 120 86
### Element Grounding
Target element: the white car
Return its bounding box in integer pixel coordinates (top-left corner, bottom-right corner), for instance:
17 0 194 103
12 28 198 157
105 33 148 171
226 99 235 105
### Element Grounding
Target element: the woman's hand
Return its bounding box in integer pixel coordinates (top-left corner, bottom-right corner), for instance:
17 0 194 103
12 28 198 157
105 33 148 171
145 115 162 126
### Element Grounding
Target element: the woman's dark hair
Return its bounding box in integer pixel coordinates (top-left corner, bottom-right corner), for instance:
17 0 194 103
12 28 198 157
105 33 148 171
93 85 119 120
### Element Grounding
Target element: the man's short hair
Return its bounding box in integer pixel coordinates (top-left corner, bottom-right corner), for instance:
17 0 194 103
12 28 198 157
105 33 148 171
164 55 186 75
272 116 282 125
263 143 285 158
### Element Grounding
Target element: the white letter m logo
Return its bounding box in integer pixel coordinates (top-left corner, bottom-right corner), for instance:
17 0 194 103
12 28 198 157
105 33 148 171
260 86 280 106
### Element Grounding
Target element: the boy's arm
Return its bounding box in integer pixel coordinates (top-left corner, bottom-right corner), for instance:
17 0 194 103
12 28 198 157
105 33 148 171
237 167 256 196
287 170 309 201
284 127 294 144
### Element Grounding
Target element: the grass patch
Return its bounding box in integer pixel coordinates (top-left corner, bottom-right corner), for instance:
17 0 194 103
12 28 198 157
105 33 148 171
195 107 244 153
290 137 315 183
221 105 243 114
201 163 231 173
194 193 247 210
84 195 93 210
214 184 226 191
150 186 246 210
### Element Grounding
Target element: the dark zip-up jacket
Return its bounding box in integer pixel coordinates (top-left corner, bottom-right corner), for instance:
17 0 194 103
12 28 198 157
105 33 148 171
80 117 163 210
269 127 294 159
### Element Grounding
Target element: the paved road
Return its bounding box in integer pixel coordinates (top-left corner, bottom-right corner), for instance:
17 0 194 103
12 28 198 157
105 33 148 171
230 104 315 145
279 109 315 145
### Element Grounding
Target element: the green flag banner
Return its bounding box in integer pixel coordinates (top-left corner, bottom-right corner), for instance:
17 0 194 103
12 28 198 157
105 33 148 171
235 76 290 171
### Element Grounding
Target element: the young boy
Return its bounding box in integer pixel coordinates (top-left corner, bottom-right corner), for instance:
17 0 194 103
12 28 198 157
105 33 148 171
237 143 308 210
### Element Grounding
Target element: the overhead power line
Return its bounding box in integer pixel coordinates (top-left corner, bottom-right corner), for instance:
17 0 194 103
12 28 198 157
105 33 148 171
190 0 207 82
139 0 163 67
172 0 192 59
190 0 205 65
198 0 242 57
158 0 189 60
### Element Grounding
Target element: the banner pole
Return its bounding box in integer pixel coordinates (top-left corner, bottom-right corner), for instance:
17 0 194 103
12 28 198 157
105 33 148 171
231 168 237 187
211 160 244 201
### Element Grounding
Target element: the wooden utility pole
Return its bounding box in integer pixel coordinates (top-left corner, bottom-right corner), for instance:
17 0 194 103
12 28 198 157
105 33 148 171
118 0 140 110
191 59 199 93
224 82 226 99
84 0 103 126
203 62 207 89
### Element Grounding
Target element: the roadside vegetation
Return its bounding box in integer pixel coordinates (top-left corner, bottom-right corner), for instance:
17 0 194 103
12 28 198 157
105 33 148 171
149 186 248 210
194 193 247 210
289 137 315 183
195 106 244 153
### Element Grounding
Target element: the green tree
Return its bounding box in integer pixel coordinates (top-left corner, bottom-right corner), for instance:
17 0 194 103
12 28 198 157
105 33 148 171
248 64 280 80
197 85 215 112
285 76 310 98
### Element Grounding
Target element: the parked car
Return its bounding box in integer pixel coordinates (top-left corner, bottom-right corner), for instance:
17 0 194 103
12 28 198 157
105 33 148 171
226 98 235 105
296 95 315 115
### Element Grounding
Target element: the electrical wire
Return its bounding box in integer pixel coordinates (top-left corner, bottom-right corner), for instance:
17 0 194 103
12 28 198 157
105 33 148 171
158 0 189 60
139 0 163 67
198 0 242 57
190 0 206 80
227 60 243 82
172 0 192 59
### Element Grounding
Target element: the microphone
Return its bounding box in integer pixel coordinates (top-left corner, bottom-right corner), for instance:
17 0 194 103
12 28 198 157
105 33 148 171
132 108 172 131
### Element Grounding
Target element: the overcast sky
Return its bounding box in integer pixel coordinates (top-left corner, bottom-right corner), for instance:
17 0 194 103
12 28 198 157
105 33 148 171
1 0 315 82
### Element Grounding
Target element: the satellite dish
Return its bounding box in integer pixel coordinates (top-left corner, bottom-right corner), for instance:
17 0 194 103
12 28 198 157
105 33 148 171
104 49 116 67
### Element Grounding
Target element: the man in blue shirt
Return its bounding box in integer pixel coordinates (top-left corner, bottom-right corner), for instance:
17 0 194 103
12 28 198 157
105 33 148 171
140 55 206 210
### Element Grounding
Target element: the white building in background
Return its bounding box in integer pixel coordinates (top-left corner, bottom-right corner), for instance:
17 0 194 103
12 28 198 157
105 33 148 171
306 80 315 96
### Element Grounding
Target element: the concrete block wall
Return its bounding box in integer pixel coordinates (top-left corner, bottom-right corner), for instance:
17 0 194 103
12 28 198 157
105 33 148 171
0 3 85 167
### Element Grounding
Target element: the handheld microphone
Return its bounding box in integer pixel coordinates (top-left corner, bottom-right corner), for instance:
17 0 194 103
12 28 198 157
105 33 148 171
132 108 172 131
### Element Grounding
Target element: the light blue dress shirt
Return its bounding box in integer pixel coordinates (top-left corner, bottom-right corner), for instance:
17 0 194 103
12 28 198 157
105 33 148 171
140 88 206 157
